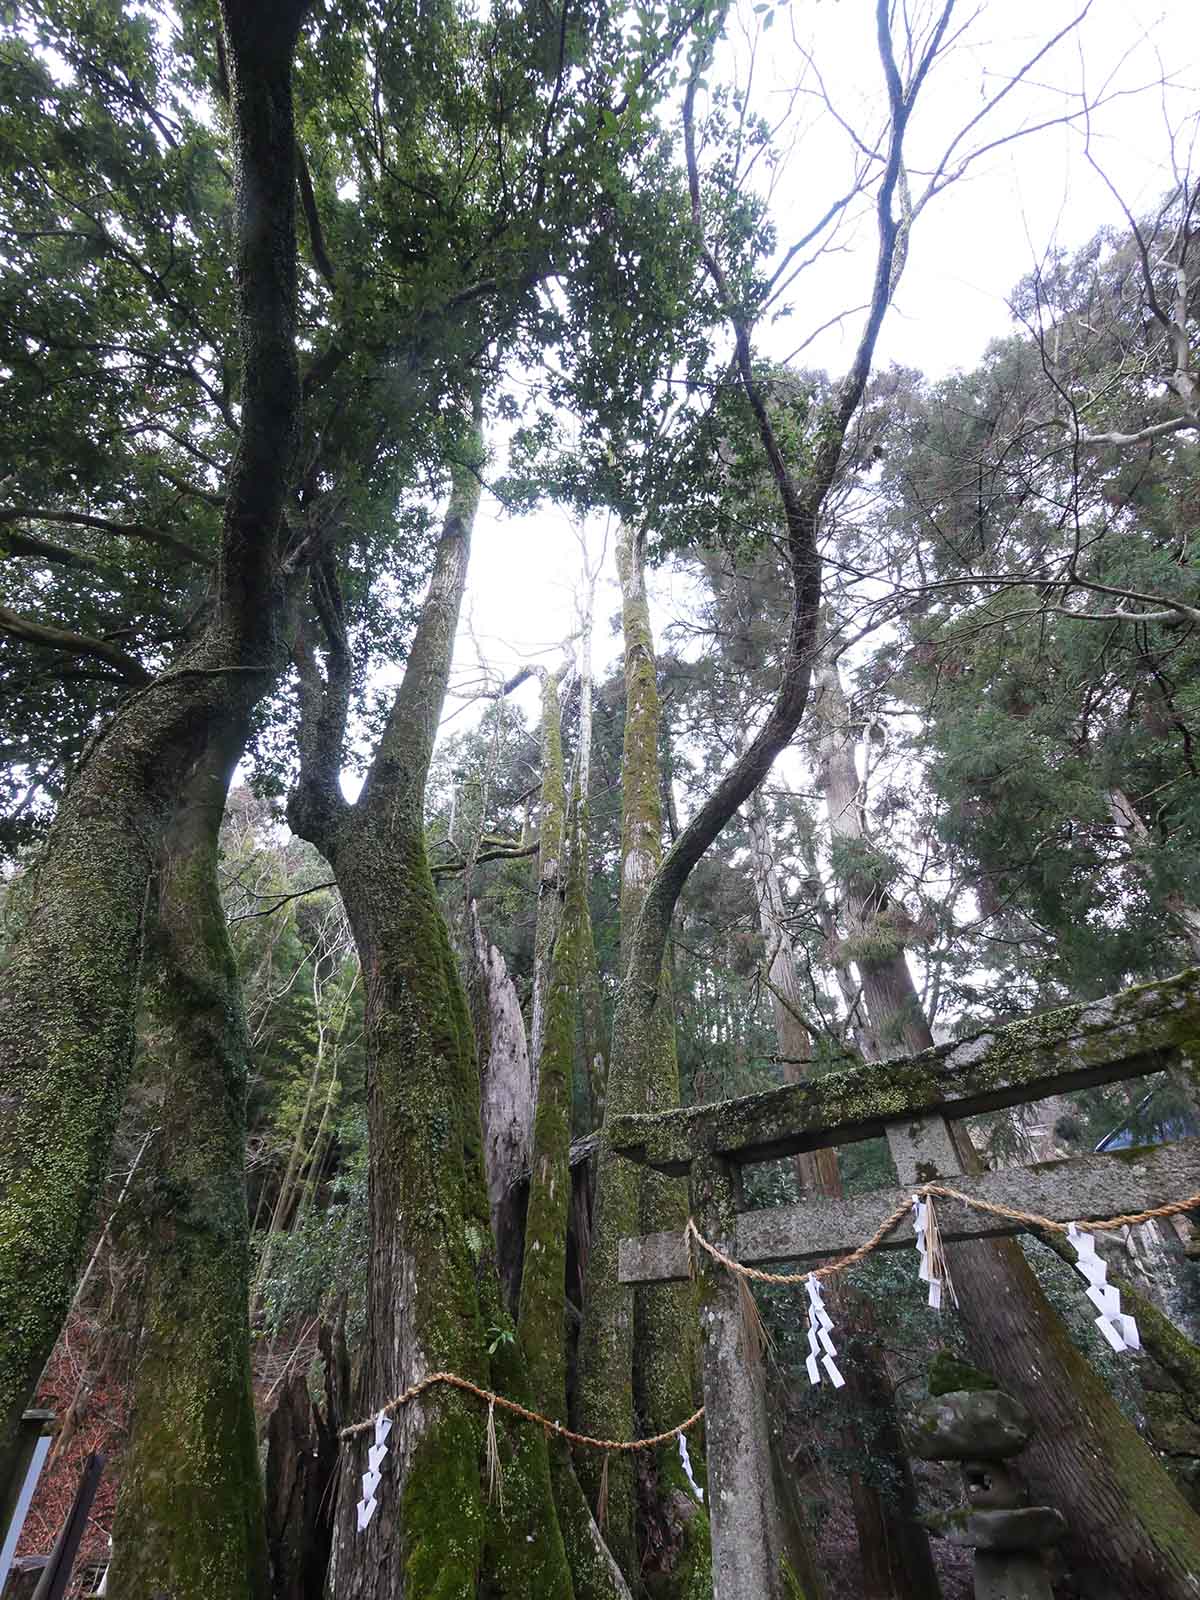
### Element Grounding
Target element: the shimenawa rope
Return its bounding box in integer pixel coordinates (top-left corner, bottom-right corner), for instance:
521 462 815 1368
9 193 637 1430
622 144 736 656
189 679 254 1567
683 1182 1200 1287
339 1368 704 1449
339 1181 1200 1447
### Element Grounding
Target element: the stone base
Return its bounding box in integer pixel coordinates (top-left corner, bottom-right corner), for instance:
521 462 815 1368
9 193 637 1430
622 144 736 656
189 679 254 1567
974 1550 1055 1600
926 1505 1066 1551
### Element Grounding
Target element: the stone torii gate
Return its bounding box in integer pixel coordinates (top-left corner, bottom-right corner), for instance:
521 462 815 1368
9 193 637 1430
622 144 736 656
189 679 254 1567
610 969 1200 1600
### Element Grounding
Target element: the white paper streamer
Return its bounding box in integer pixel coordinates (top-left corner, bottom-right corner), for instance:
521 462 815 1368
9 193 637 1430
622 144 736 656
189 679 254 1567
1067 1224 1140 1353
678 1432 704 1502
912 1195 955 1310
357 1410 391 1533
804 1274 845 1389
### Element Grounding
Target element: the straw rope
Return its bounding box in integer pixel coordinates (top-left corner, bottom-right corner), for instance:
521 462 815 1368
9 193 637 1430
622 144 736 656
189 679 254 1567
683 1182 1200 1287
339 1182 1200 1447
339 1369 704 1447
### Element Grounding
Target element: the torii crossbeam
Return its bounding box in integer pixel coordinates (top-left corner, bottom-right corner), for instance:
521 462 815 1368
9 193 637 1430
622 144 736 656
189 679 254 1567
610 969 1200 1600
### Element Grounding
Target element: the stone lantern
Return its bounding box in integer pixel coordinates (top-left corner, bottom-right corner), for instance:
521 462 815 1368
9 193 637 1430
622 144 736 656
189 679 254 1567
911 1356 1065 1600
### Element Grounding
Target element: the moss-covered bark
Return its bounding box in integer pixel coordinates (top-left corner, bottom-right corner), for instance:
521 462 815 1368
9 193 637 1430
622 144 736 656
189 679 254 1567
292 437 573 1600
577 525 711 1597
521 788 585 1423
0 0 307 1477
573 836 609 1132
1042 1230 1200 1508
572 548 608 1132
531 672 568 1090
107 736 269 1599
520 788 630 1600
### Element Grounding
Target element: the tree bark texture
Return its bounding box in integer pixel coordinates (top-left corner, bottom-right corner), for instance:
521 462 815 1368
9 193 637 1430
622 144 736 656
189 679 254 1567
1040 1230 1200 1510
470 898 534 1315
813 655 1200 1600
746 795 938 1600
572 575 607 1133
106 730 270 1598
290 441 572 1600
520 789 633 1600
0 0 308 1474
576 524 711 1598
531 672 568 1097
572 801 609 1135
264 1371 339 1600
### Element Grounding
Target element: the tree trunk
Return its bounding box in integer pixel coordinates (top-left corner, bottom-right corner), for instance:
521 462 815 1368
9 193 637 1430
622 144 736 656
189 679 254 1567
106 733 269 1598
572 558 607 1133
576 524 711 1596
1109 787 1200 961
577 75 910 1588
0 0 308 1476
290 431 572 1600
1040 1231 1200 1509
531 671 569 1095
265 1371 339 1600
746 794 938 1600
469 898 534 1314
813 654 1200 1600
520 787 633 1600
574 815 608 1136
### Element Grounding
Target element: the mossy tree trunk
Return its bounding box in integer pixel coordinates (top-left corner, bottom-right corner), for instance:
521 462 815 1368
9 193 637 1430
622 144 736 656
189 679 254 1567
0 0 308 1477
747 793 938 1600
531 670 569 1095
107 727 270 1600
813 653 1200 1599
576 525 710 1598
520 784 633 1600
290 430 572 1600
572 552 607 1133
1041 1230 1200 1509
577 58 912 1586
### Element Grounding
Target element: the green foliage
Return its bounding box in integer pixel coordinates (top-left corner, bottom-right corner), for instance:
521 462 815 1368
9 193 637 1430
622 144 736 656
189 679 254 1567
0 1 232 842
858 216 1200 1004
255 1136 368 1340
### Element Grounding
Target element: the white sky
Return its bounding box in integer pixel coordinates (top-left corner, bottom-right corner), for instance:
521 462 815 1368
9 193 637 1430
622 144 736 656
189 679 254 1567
446 0 1196 733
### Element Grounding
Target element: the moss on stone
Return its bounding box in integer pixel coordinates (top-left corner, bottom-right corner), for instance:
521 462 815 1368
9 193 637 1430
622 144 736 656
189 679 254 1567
609 967 1200 1173
928 1349 999 1398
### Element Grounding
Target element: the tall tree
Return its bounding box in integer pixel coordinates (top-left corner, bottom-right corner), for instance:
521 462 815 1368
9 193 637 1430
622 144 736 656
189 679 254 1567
0 0 311 1478
531 667 570 1097
576 522 711 1591
519 764 633 1600
571 528 610 1131
575 10 923 1589
107 737 271 1599
290 424 578 1598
